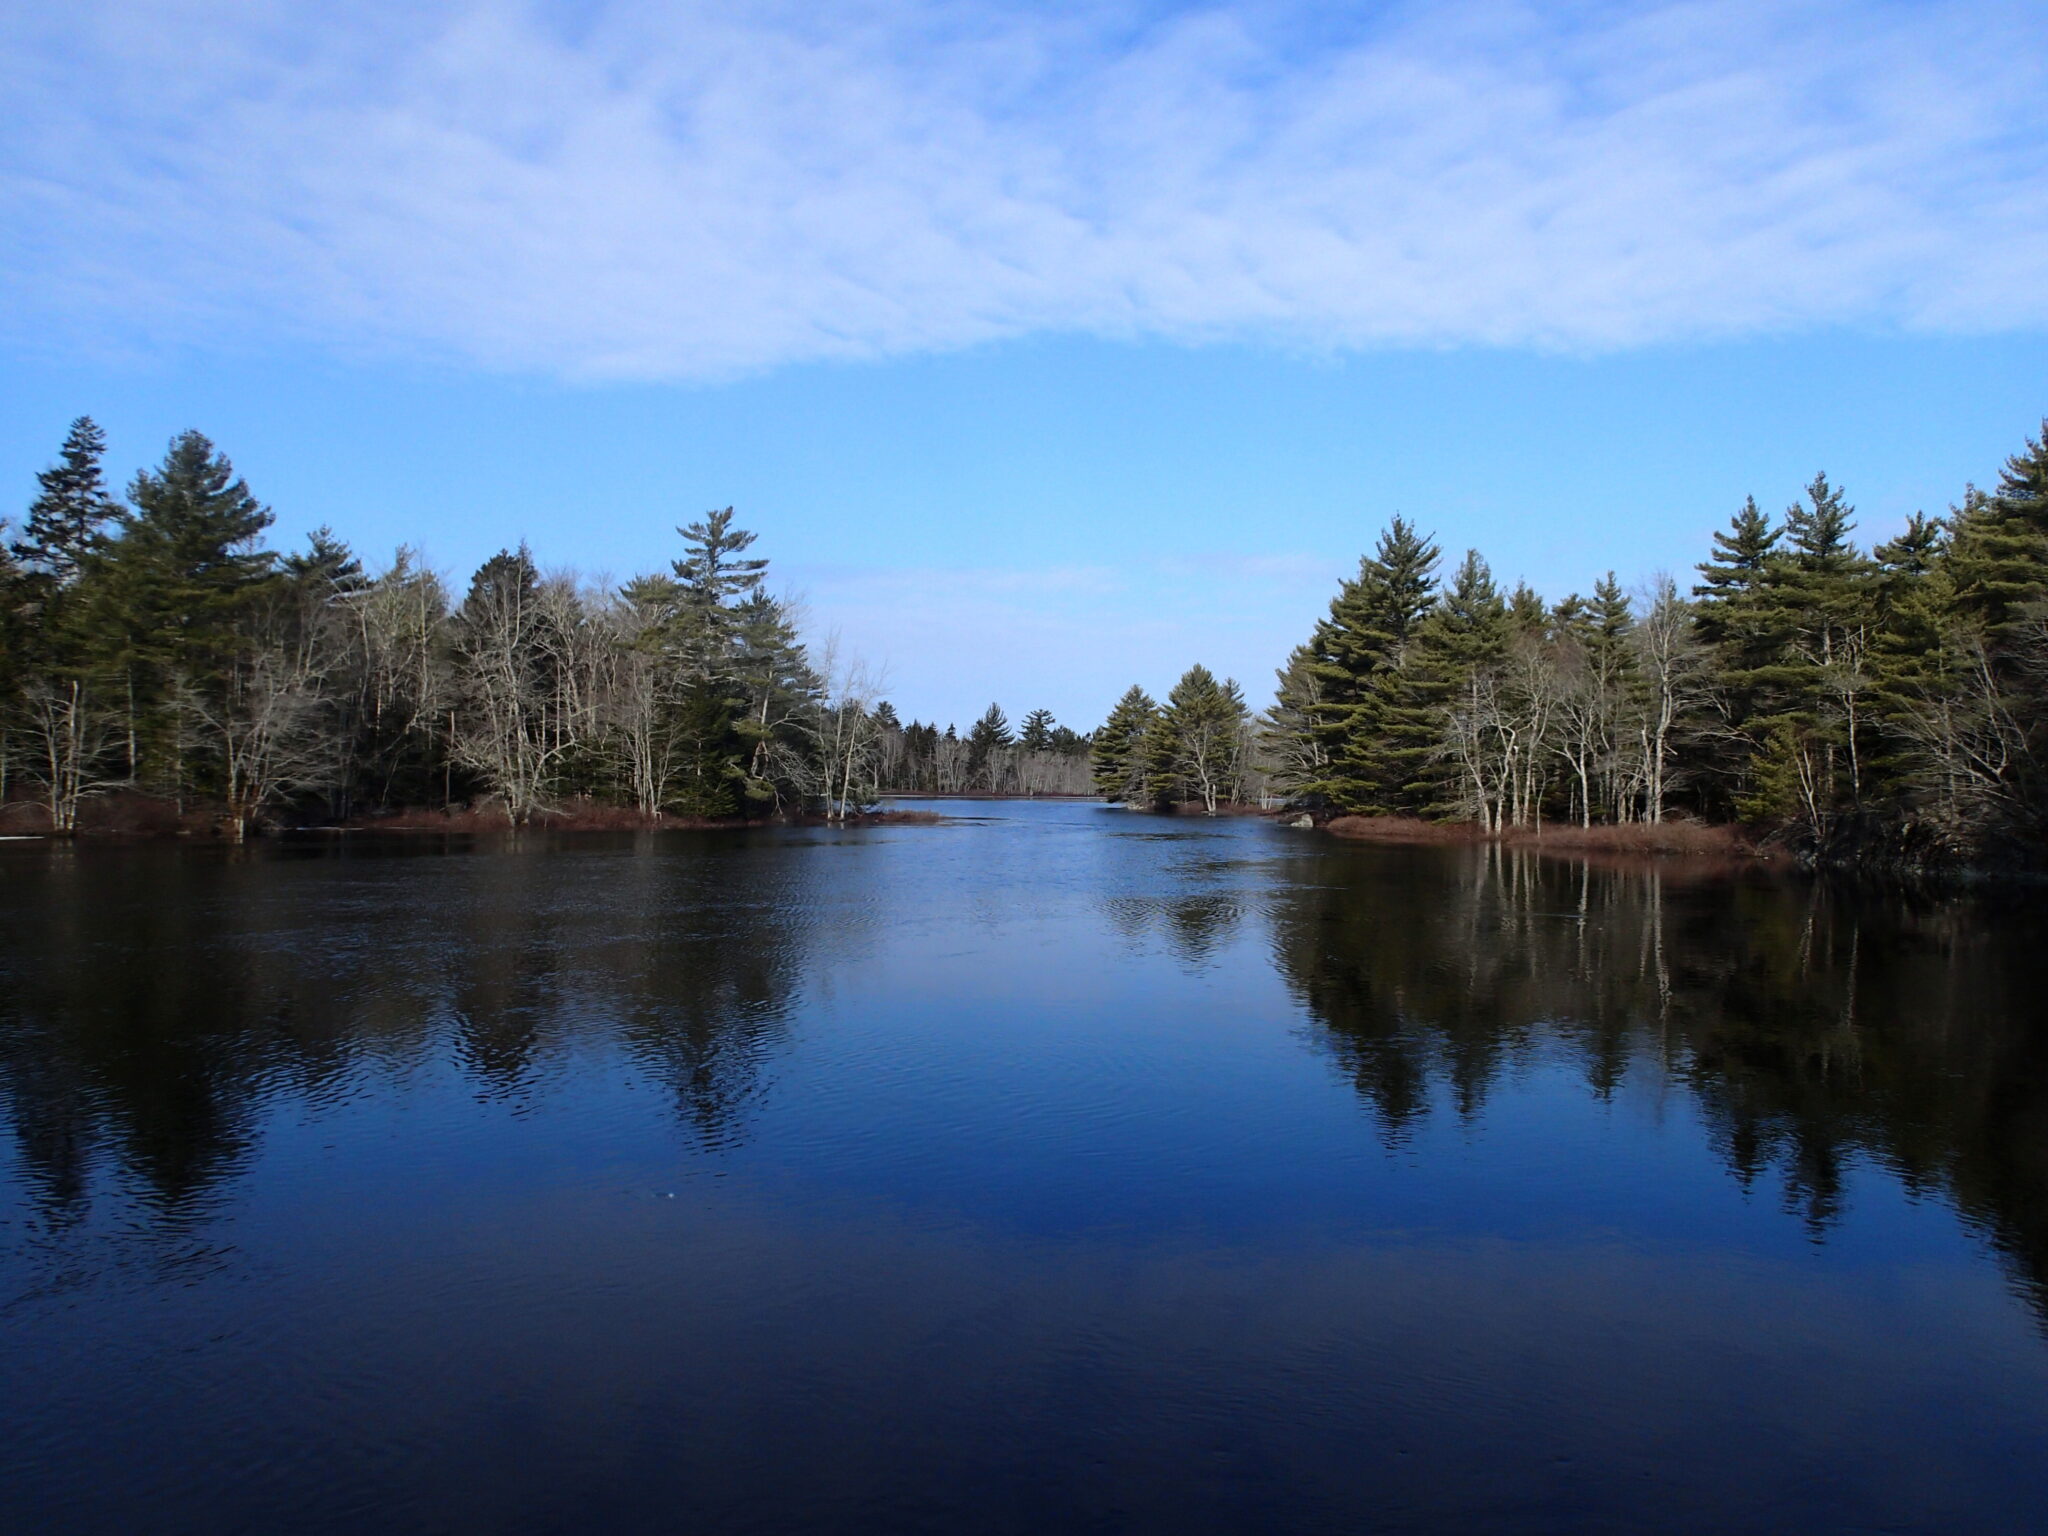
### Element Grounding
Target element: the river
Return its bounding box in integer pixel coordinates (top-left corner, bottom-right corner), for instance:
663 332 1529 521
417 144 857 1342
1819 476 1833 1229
3 800 2045 1534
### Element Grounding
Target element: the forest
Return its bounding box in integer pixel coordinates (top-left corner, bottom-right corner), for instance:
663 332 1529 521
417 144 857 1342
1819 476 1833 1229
1204 422 2047 869
6 415 2046 867
0 421 1093 835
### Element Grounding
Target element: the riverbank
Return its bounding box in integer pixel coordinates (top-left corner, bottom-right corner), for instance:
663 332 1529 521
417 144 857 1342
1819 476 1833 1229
1317 814 1762 859
0 793 948 839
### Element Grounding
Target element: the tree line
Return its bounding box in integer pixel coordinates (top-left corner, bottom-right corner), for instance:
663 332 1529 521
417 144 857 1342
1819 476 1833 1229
11 413 2045 860
1089 664 1267 813
871 702 1095 796
0 420 944 834
1245 423 2048 866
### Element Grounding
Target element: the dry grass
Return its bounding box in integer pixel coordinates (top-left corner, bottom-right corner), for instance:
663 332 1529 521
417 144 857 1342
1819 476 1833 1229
1519 820 1747 856
351 805 516 833
0 791 263 838
349 802 764 832
1321 814 1753 858
1323 815 1481 844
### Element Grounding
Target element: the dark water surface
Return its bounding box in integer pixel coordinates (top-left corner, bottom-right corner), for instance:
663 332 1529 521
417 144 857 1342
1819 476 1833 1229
3 800 2046 1535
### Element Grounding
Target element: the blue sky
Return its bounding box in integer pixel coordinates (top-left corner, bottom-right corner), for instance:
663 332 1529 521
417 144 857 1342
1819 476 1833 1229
5 1 2047 728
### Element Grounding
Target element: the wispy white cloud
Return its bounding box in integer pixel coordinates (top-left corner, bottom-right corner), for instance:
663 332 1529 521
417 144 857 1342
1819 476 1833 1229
5 1 2046 377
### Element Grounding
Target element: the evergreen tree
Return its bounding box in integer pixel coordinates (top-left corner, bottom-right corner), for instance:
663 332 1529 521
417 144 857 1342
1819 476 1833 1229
1692 494 1792 818
1048 724 1087 755
1387 548 1506 813
673 507 768 611
1505 579 1548 636
107 432 276 676
1864 512 1957 817
1019 707 1055 753
1695 496 1779 602
283 526 368 596
728 590 817 810
1693 495 1782 665
1298 517 1441 813
12 417 119 584
1947 425 2048 645
1262 644 1327 799
1408 551 1513 818
1873 512 1945 579
670 676 746 816
4 422 127 809
1160 664 1248 814
0 529 31 757
1720 475 1879 839
87 431 278 787
966 703 1012 786
1588 572 1635 652
1091 685 1158 802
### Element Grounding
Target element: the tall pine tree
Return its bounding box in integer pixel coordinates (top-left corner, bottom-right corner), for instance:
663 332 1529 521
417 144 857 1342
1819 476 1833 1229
1298 517 1440 813
1092 685 1158 803
12 417 120 585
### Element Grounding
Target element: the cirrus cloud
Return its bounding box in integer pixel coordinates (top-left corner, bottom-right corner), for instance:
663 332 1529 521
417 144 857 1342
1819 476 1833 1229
4 0 2046 378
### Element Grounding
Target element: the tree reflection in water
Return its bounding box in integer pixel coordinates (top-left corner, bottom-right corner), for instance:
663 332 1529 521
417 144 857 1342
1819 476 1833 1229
0 834 816 1225
1270 842 2048 1322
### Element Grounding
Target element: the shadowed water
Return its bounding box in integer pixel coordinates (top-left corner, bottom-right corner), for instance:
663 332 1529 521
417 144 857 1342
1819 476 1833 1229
2 800 2045 1535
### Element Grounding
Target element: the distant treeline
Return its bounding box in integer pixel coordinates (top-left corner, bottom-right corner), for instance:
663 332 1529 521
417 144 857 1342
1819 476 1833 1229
1 419 1099 834
1202 422 2048 868
871 704 1095 797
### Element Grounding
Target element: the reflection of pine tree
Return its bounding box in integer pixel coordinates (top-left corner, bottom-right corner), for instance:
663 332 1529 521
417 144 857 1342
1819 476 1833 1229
1268 842 2048 1320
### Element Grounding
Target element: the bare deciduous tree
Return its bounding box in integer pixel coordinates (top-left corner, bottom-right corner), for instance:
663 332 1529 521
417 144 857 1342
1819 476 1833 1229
16 677 126 833
1631 577 1709 824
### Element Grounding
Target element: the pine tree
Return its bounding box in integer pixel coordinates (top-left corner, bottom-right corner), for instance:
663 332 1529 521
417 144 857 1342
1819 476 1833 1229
6 423 125 790
966 703 1013 787
673 507 768 609
1091 685 1158 802
1019 707 1055 753
109 431 276 669
1873 512 1945 579
1298 517 1441 812
729 590 816 809
1693 496 1781 655
13 417 120 584
1730 474 1880 840
1505 580 1547 636
1692 496 1790 818
1262 645 1326 799
670 676 745 817
84 431 278 788
1160 664 1248 814
0 530 31 761
1400 551 1509 812
283 526 368 596
1865 512 1957 818
1947 425 2048 645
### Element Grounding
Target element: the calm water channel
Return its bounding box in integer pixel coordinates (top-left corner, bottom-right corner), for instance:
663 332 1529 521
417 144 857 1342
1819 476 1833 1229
3 799 2046 1534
